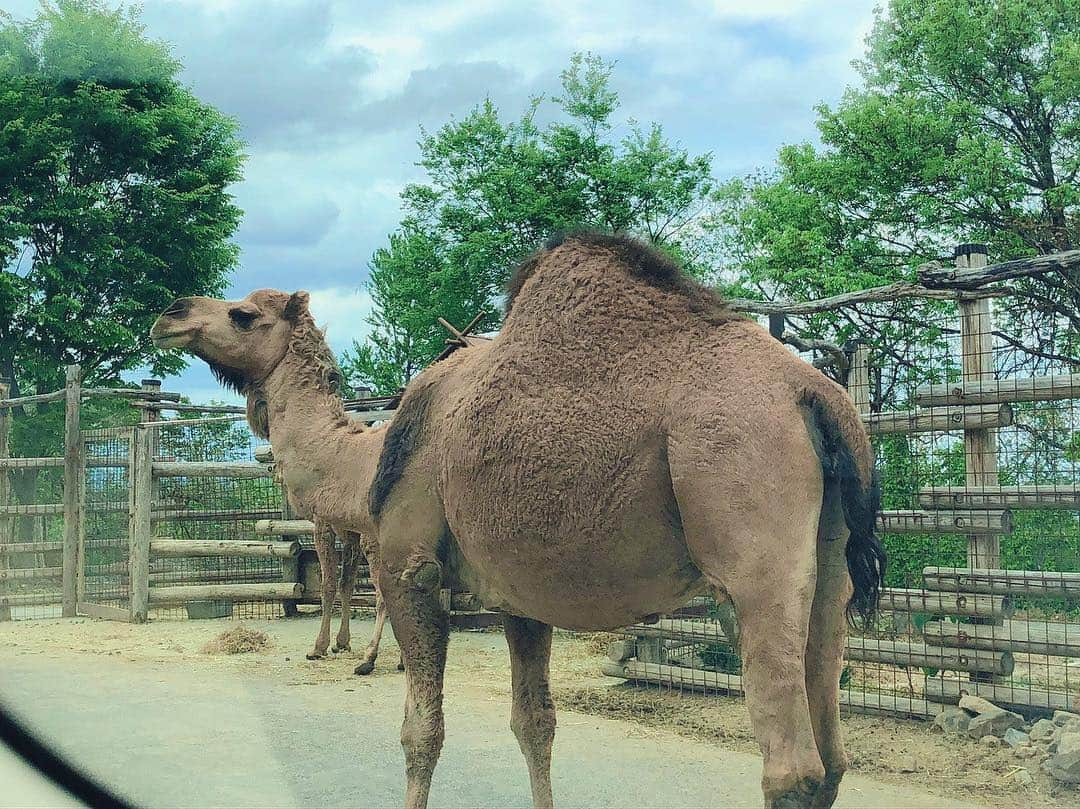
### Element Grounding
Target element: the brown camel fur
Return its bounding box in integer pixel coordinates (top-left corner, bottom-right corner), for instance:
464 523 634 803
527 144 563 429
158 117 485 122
151 232 885 809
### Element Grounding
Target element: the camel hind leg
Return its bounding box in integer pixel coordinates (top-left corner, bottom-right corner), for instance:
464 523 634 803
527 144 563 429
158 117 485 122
503 615 556 809
355 585 387 676
668 425 825 808
805 484 853 809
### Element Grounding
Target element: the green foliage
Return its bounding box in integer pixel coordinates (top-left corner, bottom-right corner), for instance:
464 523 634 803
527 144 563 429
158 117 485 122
0 0 244 453
341 53 715 393
709 0 1079 367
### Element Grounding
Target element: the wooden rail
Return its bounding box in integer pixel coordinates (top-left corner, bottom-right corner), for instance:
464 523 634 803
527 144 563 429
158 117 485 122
923 567 1080 598
147 582 303 605
878 509 1012 534
862 404 1012 435
923 619 1080 658
918 485 1080 511
254 518 314 536
0 566 62 582
0 457 64 469
0 503 64 517
152 508 282 522
878 588 1013 618
924 677 1074 713
152 461 272 479
150 538 300 559
0 541 63 555
914 373 1080 407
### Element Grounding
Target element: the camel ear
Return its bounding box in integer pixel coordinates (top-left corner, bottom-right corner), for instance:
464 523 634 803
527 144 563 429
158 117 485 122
246 396 270 439
284 291 310 323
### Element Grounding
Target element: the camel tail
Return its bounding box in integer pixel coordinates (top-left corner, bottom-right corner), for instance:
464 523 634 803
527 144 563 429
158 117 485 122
803 390 887 630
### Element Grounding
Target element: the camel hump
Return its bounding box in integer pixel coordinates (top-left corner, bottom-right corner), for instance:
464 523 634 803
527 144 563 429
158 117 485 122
504 230 730 320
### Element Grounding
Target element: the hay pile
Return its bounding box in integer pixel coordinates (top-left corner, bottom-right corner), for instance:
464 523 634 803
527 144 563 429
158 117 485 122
200 625 270 655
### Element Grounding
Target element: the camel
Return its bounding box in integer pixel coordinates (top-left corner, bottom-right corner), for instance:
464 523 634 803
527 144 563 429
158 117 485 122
151 231 885 809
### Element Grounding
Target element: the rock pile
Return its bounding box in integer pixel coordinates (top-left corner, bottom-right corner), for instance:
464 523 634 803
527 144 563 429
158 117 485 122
932 696 1080 786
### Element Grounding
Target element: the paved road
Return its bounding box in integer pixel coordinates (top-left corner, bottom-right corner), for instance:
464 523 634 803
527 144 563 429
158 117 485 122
0 633 987 809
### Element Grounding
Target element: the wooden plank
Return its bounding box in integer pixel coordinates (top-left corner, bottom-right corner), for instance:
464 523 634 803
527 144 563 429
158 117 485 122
153 508 282 522
844 637 1012 675
0 591 61 606
131 401 244 414
62 365 82 617
918 248 1080 290
81 387 180 402
600 660 933 718
924 677 1075 713
254 518 314 536
919 484 1080 511
150 538 299 559
863 404 1012 435
149 568 283 586
0 390 67 408
878 509 1012 534
924 567 1080 598
914 373 1080 407
0 565 62 581
848 345 870 415
77 602 131 622
350 409 397 424
0 541 63 555
129 426 153 623
0 503 64 517
147 582 303 605
923 619 1080 658
0 457 64 469
878 588 1012 618
152 461 272 479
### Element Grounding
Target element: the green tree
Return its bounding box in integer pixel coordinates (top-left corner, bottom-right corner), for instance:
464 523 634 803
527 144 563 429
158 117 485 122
342 54 715 392
0 0 244 520
710 0 1079 372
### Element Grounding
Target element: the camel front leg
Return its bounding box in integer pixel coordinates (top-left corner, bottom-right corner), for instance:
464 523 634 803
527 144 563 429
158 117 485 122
380 566 449 809
333 532 362 653
355 585 387 676
307 518 339 660
503 615 556 809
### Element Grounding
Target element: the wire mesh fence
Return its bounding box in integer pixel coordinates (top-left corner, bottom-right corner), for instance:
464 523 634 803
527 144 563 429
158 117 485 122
82 428 133 614
0 461 64 621
148 416 286 621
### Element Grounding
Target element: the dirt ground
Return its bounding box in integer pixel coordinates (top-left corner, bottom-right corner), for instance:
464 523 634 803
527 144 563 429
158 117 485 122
0 613 1069 808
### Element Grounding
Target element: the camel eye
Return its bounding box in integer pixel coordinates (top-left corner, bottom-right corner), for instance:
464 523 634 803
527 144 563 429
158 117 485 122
229 308 258 330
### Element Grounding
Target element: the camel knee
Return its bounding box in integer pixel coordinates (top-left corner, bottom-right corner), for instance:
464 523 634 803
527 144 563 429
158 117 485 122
401 708 445 775
511 700 556 755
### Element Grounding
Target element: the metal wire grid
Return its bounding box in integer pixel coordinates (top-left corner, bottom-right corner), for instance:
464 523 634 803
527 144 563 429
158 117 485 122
149 418 285 621
82 428 133 611
0 464 64 620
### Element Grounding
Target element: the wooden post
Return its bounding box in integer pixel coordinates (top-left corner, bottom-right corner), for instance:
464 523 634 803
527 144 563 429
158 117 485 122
61 365 82 618
847 345 871 416
129 426 153 622
0 379 10 621
956 245 1000 571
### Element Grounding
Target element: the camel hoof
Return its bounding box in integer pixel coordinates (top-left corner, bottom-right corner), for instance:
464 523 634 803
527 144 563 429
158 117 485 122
332 644 351 653
354 660 375 676
306 652 326 660
397 659 405 672
770 783 818 809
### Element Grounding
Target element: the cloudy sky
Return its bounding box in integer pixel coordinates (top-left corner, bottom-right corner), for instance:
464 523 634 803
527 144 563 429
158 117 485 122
13 0 880 402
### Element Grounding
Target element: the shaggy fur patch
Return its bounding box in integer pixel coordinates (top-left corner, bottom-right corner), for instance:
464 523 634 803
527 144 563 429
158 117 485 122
369 385 434 519
505 230 729 320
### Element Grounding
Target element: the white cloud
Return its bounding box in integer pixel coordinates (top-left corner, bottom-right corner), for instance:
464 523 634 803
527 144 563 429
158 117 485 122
307 286 376 353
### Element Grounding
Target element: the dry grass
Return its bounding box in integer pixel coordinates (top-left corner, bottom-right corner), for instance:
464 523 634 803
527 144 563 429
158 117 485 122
200 626 270 655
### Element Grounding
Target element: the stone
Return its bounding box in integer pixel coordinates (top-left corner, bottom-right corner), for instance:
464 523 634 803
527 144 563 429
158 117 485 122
1015 746 1039 759
1054 710 1080 726
959 694 1001 716
1045 750 1080 784
968 707 1025 739
980 735 1003 748
1030 718 1057 742
933 706 971 735
1057 731 1080 756
1004 728 1031 748
1012 769 1035 786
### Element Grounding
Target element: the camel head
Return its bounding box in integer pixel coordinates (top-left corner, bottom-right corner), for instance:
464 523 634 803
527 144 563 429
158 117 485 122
151 289 312 393
151 288 345 439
